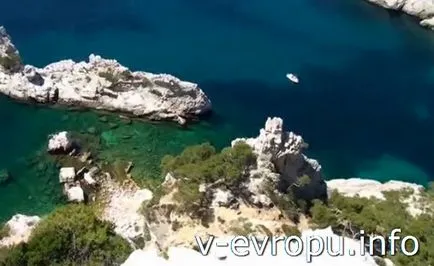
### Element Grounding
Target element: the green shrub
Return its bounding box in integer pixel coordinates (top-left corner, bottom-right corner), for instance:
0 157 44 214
162 142 255 185
0 52 21 71
98 71 119 84
0 204 132 266
309 189 434 265
281 224 301 237
161 142 255 215
0 224 10 240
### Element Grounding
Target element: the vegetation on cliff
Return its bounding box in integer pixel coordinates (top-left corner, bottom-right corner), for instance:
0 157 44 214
0 52 21 72
0 204 132 266
310 187 434 266
158 142 256 215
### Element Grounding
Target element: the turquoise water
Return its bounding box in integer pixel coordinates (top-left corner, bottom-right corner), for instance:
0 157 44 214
1 0 434 220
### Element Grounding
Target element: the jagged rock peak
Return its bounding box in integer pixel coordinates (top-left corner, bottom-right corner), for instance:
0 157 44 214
238 117 307 158
232 117 327 204
0 26 211 125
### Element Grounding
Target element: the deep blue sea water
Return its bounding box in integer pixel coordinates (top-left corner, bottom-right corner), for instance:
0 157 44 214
1 0 434 220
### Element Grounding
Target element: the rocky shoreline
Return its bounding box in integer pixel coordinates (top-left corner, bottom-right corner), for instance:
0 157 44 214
0 26 211 125
365 0 434 29
0 117 431 266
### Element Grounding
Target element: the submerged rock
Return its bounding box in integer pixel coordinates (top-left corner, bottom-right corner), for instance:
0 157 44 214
0 26 211 125
0 169 11 185
0 214 41 247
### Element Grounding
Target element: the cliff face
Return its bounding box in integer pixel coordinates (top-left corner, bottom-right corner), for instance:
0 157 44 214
232 117 327 205
0 26 211 125
365 0 434 30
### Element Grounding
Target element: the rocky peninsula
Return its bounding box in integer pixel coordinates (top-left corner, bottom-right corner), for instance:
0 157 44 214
0 26 212 125
365 0 434 29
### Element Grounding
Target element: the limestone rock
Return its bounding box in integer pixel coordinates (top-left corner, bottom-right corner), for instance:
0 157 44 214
402 0 434 18
365 0 434 30
232 117 327 205
0 26 211 125
162 173 177 187
421 16 434 29
66 186 85 202
327 178 424 216
365 0 405 9
0 26 21 73
48 131 74 154
0 214 41 247
102 185 153 246
59 167 76 183
211 189 235 207
84 172 97 185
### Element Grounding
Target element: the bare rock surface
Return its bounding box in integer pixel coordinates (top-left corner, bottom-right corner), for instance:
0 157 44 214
48 131 74 154
232 117 327 206
365 0 434 30
0 214 41 247
66 185 85 202
327 178 426 216
0 26 211 124
101 180 153 247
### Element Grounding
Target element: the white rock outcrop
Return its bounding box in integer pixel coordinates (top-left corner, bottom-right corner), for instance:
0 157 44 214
48 131 74 154
59 167 76 183
232 117 327 206
0 214 41 247
121 226 378 266
327 178 425 216
102 186 153 246
0 26 211 124
66 186 85 202
365 0 434 30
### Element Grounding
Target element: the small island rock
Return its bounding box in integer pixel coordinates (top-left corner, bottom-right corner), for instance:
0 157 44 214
0 26 212 125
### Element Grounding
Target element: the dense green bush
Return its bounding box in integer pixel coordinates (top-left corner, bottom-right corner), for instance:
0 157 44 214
0 204 132 266
160 142 256 214
310 188 434 265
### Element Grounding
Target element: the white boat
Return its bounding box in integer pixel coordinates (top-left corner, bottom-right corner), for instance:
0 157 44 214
286 73 299 84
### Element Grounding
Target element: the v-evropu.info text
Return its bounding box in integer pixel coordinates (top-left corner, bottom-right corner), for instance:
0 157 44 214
195 229 419 262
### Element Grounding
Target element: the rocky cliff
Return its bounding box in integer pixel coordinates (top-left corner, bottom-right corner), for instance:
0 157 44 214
0 26 211 125
232 117 327 205
365 0 434 30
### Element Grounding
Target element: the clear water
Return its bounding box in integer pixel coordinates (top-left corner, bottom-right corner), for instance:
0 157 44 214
1 0 434 221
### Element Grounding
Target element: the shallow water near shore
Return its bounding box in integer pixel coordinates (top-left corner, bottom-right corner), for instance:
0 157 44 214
1 0 434 221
